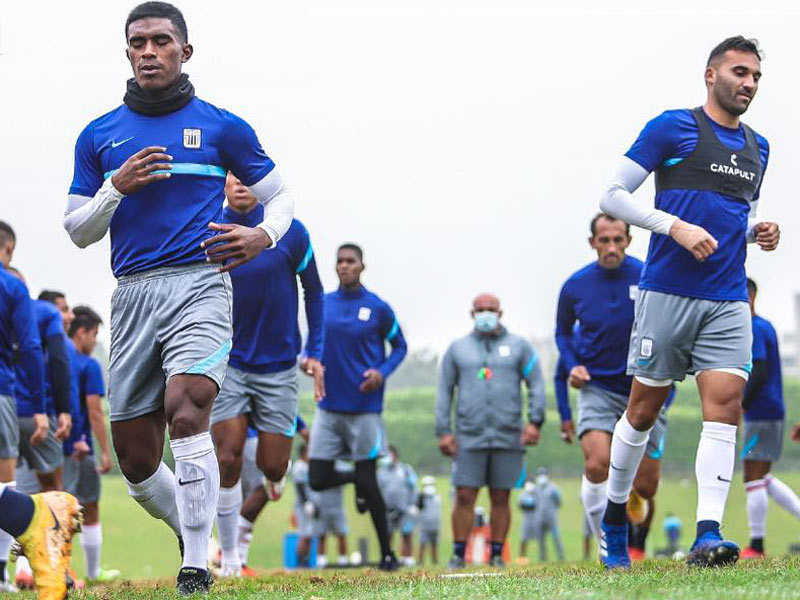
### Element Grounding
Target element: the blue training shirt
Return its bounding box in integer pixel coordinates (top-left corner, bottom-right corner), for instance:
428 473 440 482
14 299 63 416
63 340 99 456
556 256 643 396
625 108 769 302
319 286 407 414
70 97 276 277
0 268 43 411
554 357 572 422
744 314 783 421
222 212 324 373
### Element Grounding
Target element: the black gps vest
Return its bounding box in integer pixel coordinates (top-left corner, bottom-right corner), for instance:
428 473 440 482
655 107 762 202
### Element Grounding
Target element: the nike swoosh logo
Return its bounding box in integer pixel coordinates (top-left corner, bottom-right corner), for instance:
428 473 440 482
111 137 134 148
717 475 731 483
49 507 61 532
178 477 205 486
610 463 627 472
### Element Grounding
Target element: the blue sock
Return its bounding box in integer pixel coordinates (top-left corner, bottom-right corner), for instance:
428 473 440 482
696 520 720 539
490 541 504 558
0 487 35 538
453 541 466 559
603 500 628 527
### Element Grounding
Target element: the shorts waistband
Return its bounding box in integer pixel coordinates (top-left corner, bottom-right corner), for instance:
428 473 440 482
116 262 214 286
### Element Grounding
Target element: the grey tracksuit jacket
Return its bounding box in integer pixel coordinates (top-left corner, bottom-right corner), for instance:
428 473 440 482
435 326 546 451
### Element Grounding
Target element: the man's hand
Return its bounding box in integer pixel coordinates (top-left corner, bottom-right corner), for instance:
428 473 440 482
299 428 310 443
359 369 384 393
560 420 575 444
201 223 272 273
301 358 326 402
97 450 114 474
754 222 780 252
29 413 49 446
568 366 591 389
71 440 90 462
669 219 718 262
791 423 800 443
520 423 541 446
110 146 172 195
54 413 72 441
438 434 458 457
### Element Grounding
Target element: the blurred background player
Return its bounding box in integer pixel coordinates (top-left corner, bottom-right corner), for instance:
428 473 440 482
436 293 545 569
212 173 323 577
313 460 351 568
308 243 407 571
740 278 800 558
532 467 564 562
290 445 315 567
65 306 120 583
416 476 441 566
378 445 418 567
517 480 537 562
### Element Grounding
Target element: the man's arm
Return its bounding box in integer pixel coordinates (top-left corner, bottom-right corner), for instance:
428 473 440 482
12 288 45 414
742 361 767 411
554 359 572 422
554 284 579 372
434 346 458 438
377 311 407 379
45 333 72 417
522 345 546 427
298 239 325 362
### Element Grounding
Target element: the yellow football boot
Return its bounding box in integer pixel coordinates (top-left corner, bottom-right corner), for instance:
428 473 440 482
14 492 83 600
626 490 649 526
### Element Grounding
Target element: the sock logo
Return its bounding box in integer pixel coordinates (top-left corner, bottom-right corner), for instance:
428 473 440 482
610 463 627 472
178 477 205 486
717 475 731 483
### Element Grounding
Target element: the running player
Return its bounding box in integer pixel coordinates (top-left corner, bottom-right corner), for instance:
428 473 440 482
308 243 408 571
378 445 418 566
63 3 293 592
598 36 779 569
212 172 323 577
740 278 800 557
436 293 545 569
65 307 120 582
555 213 668 559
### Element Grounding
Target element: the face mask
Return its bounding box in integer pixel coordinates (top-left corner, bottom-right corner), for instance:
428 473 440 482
378 456 392 468
536 475 548 486
423 485 436 496
474 311 499 332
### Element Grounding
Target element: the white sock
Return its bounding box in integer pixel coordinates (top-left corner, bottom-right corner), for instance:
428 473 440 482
0 482 16 567
580 475 607 541
765 474 800 520
238 515 254 566
15 555 31 577
125 462 182 536
745 479 767 539
171 432 220 571
217 482 242 570
695 421 736 523
606 413 652 504
81 523 102 580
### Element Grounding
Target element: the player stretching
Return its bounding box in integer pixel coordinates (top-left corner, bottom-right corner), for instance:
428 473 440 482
555 214 669 560
212 173 323 577
63 3 293 592
308 244 407 571
598 36 779 569
741 279 800 557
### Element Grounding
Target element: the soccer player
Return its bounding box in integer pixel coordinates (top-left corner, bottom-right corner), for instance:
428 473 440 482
62 3 294 592
377 445 418 566
211 172 323 577
740 279 800 558
290 445 315 567
65 307 120 582
416 476 442 566
313 461 351 568
0 225 83 600
436 294 545 569
555 213 669 559
598 36 779 569
308 243 407 571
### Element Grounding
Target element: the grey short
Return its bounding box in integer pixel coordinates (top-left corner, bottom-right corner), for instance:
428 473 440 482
577 383 668 459
522 520 539 541
211 366 298 436
387 510 415 536
240 436 263 498
295 505 315 538
18 417 64 473
63 455 101 504
109 263 233 422
628 290 751 382
14 461 40 494
452 448 524 490
308 408 387 462
742 420 783 463
419 529 439 545
0 396 19 459
314 509 348 537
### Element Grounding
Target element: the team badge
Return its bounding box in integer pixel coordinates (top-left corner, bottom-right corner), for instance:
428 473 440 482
183 128 202 149
640 338 653 358
358 307 372 321
498 345 511 357
629 285 639 301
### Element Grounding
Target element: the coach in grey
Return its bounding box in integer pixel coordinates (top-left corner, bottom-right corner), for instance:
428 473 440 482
436 293 546 569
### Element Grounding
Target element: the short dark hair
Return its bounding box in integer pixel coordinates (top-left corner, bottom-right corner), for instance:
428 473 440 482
38 290 65 304
337 243 364 262
0 221 16 247
126 2 188 42
747 277 758 296
69 306 103 338
389 444 398 457
707 36 762 67
590 212 630 237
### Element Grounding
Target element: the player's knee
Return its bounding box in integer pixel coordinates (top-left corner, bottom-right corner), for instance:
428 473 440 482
455 488 477 508
116 445 160 483
308 460 331 491
169 409 204 439
625 404 659 430
258 454 288 482
633 476 658 499
488 489 510 506
584 456 609 482
216 445 244 482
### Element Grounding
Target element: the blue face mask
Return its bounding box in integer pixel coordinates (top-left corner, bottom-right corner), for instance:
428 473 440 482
474 311 499 332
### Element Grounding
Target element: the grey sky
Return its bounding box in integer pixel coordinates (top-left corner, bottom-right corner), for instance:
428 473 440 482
1 0 797 353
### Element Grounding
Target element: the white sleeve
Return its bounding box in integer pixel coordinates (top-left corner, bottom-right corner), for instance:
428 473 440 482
248 168 294 246
746 200 759 243
62 178 125 248
599 157 678 236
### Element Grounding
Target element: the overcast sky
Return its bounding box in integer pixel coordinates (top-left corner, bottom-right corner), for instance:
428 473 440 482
1 0 798 353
